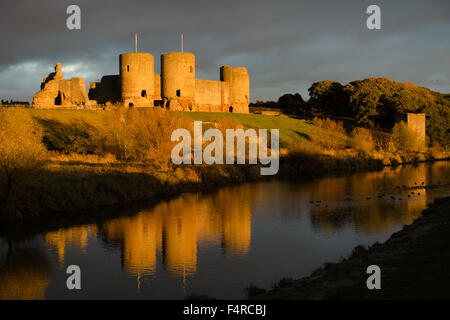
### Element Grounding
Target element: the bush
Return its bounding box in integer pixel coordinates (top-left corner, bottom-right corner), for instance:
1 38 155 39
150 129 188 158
312 117 346 135
310 118 347 151
350 127 375 154
0 108 48 209
271 277 294 289
392 122 420 151
38 118 98 154
425 102 450 149
277 93 304 115
97 107 192 161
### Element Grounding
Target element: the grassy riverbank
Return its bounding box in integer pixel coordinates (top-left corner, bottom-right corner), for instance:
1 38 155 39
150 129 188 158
0 107 448 222
249 196 450 299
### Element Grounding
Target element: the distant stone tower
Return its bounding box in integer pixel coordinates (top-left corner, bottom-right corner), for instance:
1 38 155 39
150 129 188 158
161 52 196 111
119 52 155 107
220 66 250 113
395 113 426 150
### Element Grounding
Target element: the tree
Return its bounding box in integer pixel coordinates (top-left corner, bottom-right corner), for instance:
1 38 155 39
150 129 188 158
307 81 349 116
277 93 304 115
425 99 450 149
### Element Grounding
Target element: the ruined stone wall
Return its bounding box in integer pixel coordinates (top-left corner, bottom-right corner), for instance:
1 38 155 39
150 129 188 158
33 63 90 108
407 113 426 150
195 79 229 112
395 113 426 151
57 78 89 105
70 78 90 105
89 82 100 99
161 52 196 111
220 66 249 113
120 52 155 107
33 79 59 108
89 75 121 104
33 63 62 108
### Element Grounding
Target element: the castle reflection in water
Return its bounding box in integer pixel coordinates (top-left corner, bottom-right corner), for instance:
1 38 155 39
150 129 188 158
45 185 254 279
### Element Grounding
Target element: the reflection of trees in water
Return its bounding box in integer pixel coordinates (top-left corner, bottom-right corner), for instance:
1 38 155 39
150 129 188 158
427 161 450 184
0 239 52 300
0 239 8 266
308 164 434 235
259 163 443 235
97 184 258 279
310 200 424 235
310 207 352 234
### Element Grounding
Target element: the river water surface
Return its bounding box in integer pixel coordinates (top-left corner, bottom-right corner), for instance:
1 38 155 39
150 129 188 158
0 162 449 299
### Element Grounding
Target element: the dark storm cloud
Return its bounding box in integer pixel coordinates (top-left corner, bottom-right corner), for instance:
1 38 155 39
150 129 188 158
0 0 449 101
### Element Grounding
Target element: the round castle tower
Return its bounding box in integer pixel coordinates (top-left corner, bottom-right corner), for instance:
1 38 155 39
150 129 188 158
161 52 195 111
119 52 155 107
220 66 249 113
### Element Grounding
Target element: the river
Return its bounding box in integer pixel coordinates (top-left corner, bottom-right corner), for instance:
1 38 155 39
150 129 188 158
0 162 449 299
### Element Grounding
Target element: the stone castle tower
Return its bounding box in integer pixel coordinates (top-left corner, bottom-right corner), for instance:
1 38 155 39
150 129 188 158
33 51 250 113
120 52 155 108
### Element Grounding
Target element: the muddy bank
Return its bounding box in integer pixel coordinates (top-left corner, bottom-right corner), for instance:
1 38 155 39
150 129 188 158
251 196 450 299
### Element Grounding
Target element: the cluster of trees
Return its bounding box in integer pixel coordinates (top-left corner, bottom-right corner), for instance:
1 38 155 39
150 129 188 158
253 77 449 148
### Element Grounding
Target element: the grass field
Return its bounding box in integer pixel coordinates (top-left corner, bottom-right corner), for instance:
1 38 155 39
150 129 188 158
184 111 321 149
27 109 324 151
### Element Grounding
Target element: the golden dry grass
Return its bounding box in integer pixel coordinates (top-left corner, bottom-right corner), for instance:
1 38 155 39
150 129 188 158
350 127 375 154
312 117 346 135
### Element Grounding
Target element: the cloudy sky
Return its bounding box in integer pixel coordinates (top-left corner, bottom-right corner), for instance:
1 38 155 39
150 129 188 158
0 0 449 102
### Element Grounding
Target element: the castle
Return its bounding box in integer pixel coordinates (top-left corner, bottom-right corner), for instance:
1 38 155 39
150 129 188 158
33 51 250 113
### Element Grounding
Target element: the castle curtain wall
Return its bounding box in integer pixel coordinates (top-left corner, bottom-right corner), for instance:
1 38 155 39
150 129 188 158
194 79 229 112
